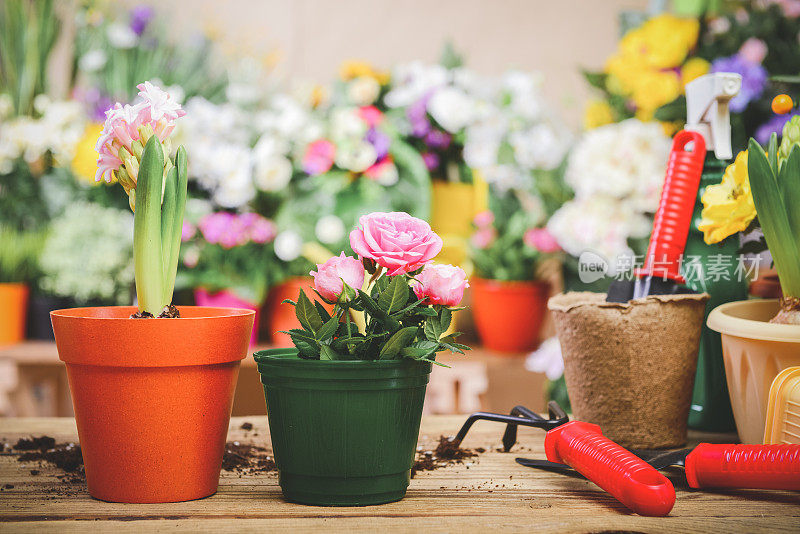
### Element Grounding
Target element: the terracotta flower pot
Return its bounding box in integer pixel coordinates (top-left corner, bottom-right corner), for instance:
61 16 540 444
549 292 708 448
51 306 254 503
194 288 260 347
471 278 549 353
0 283 29 347
707 299 800 444
264 277 318 347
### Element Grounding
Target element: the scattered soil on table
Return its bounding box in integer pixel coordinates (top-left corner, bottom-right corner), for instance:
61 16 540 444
221 442 276 476
13 437 84 478
240 422 253 431
412 436 480 478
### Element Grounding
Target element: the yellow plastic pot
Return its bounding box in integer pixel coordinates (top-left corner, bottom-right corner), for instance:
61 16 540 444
707 299 800 444
764 367 800 444
430 177 488 267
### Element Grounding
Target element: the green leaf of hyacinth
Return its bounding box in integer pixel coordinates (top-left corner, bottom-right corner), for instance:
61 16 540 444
295 290 323 333
160 165 178 302
316 315 339 341
133 136 165 314
378 275 408 314
748 139 800 297
379 327 419 360
768 133 779 176
778 146 800 238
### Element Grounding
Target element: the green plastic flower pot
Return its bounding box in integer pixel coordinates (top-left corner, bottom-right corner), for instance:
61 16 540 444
254 348 431 506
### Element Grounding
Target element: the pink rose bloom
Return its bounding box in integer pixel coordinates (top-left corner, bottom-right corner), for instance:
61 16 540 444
524 228 561 253
303 139 336 175
349 212 443 275
473 210 494 229
181 221 196 242
470 228 496 249
358 105 383 127
412 264 469 307
310 252 366 302
739 38 768 65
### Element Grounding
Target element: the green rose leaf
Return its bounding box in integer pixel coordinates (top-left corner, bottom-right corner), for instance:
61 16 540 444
378 275 409 314
296 289 323 333
379 326 419 360
316 315 340 341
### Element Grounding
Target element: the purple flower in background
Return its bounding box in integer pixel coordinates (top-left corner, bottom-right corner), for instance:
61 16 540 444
407 93 433 138
71 86 114 122
129 5 154 36
199 212 234 246
424 130 452 150
240 212 277 244
421 152 440 171
365 127 391 160
755 112 799 145
711 55 768 113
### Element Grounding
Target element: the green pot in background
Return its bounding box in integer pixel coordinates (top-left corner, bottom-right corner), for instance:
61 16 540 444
254 348 431 506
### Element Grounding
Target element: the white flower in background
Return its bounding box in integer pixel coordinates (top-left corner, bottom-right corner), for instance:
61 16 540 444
209 144 256 208
502 70 544 121
372 160 399 186
427 87 476 133
347 76 381 106
315 215 346 244
330 107 367 141
565 119 669 208
463 116 505 169
480 164 527 191
0 94 13 120
384 61 447 108
547 195 651 272
509 123 568 171
106 22 138 49
274 230 303 262
78 49 108 73
335 141 377 172
525 337 564 381
252 137 293 192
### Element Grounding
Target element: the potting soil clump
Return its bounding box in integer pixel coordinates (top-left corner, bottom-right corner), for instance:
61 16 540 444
8 436 85 485
222 442 276 476
412 435 482 477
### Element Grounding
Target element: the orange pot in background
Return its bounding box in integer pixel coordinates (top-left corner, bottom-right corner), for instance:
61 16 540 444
471 278 550 354
264 276 318 347
0 283 29 347
51 306 254 503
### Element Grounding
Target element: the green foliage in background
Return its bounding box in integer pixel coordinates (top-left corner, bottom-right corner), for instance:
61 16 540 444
0 226 46 284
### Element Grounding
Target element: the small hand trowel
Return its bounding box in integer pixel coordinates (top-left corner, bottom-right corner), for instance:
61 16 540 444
517 443 800 491
606 129 707 302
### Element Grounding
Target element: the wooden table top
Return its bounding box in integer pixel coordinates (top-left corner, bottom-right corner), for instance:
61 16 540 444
1 416 798 533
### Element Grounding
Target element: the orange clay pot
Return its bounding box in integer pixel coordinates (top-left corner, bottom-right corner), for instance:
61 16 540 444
0 283 29 347
265 277 321 347
51 306 254 503
471 278 550 354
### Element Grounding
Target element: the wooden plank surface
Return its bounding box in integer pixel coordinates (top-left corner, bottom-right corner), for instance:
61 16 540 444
1 416 798 533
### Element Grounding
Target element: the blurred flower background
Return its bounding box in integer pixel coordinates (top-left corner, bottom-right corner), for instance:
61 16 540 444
2 0 800 413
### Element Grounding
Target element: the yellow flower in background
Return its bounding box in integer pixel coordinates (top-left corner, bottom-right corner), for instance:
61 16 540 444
339 60 389 85
681 57 710 88
584 100 614 130
71 123 106 184
698 150 756 244
631 70 681 120
618 14 699 70
309 84 329 108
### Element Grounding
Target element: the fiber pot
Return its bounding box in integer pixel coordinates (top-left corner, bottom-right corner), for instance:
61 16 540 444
707 299 800 444
471 278 549 353
194 288 260 347
549 292 708 448
51 306 254 503
0 283 29 347
254 348 431 506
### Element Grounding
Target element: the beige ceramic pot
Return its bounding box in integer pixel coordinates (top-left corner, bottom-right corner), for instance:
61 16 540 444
707 299 800 444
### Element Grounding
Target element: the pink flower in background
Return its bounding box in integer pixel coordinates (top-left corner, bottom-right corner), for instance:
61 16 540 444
303 139 336 175
739 38 768 65
181 221 196 242
412 264 469 306
95 81 185 183
358 105 383 127
198 212 233 245
310 252 366 302
470 228 496 249
197 212 276 248
524 228 561 253
350 212 443 275
473 210 494 229
247 215 277 244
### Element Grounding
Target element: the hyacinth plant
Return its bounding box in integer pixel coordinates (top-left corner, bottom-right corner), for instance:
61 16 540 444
95 82 188 317
747 121 800 324
282 212 471 363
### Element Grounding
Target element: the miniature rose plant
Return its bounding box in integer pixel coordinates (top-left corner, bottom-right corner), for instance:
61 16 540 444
282 211 470 363
95 81 188 317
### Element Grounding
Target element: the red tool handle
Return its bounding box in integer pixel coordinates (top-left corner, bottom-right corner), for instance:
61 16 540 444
544 421 676 517
635 130 707 283
684 443 800 490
